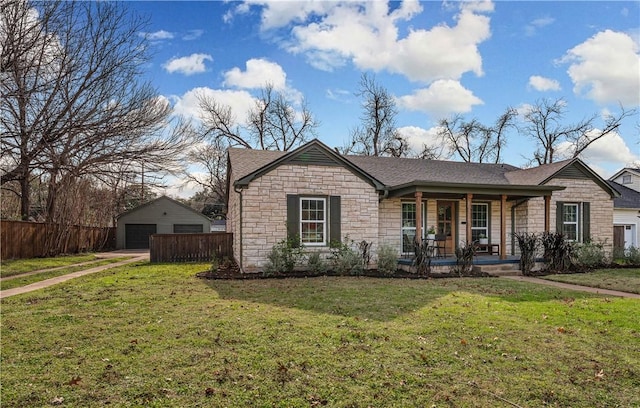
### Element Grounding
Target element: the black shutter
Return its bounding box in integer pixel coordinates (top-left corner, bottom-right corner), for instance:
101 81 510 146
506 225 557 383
582 202 590 243
286 195 299 245
556 201 564 235
329 196 341 246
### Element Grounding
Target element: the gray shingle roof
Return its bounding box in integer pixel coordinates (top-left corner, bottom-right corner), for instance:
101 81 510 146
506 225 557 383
227 145 588 191
228 148 286 184
503 159 573 185
346 155 520 186
607 181 640 209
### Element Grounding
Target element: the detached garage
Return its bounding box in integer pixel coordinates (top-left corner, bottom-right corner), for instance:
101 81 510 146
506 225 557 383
116 196 211 249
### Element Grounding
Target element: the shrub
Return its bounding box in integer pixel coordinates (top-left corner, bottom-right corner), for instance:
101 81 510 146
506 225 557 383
626 246 640 265
412 238 431 276
330 237 363 276
377 244 398 276
358 240 372 269
573 240 608 270
541 232 573 273
306 251 328 275
514 232 539 276
263 237 303 276
451 241 476 276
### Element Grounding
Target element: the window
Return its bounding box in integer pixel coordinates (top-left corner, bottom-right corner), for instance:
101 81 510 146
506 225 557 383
300 198 326 245
287 195 340 247
562 203 579 241
471 203 489 242
623 174 632 184
401 202 425 253
557 202 590 242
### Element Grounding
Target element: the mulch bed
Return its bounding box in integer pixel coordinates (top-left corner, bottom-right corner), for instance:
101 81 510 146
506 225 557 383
195 259 485 280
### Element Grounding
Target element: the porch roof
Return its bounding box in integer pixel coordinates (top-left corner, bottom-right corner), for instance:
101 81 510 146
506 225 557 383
386 180 564 200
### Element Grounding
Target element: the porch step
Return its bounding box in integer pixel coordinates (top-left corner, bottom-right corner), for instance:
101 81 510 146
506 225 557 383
473 263 521 277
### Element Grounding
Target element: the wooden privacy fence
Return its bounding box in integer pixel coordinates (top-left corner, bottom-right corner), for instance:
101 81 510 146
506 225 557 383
150 232 233 263
1 220 115 260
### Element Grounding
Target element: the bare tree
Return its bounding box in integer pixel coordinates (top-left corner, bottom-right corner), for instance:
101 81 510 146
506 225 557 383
523 98 635 165
198 83 318 151
1 0 194 221
341 73 408 157
182 138 228 204
438 108 516 163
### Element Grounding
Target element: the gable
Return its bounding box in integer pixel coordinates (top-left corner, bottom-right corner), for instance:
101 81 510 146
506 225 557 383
117 196 210 223
233 139 385 191
286 145 342 166
543 160 619 199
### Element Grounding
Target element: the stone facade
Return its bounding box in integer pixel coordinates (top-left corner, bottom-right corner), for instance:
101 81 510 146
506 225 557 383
518 177 614 253
230 164 379 272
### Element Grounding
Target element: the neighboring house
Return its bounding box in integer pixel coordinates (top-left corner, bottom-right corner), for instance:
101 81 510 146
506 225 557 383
608 168 640 251
226 139 618 273
116 196 211 249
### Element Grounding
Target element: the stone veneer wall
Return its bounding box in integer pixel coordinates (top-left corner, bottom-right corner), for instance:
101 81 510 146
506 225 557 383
235 164 379 272
519 178 614 253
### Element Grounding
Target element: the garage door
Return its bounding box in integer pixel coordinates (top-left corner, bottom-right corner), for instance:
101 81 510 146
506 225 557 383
173 224 203 233
125 224 157 249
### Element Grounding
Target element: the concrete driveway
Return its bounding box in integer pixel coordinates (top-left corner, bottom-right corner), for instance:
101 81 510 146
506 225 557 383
0 250 149 299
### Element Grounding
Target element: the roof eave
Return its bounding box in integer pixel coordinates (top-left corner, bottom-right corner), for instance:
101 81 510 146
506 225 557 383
386 181 564 199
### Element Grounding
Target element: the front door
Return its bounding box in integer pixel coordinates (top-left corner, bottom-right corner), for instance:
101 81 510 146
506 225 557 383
437 201 456 256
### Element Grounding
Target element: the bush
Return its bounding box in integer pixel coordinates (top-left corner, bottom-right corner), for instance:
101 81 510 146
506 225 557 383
514 232 539 276
330 237 363 276
573 240 608 269
626 246 640 265
306 251 328 275
412 238 431 276
263 237 303 276
377 244 398 276
451 241 476 276
541 232 573 273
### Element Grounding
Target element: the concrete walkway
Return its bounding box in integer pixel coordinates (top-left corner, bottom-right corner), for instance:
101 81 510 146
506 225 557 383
503 275 640 299
0 250 149 299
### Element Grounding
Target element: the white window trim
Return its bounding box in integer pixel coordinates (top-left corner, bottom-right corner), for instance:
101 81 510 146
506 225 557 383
471 203 489 240
300 197 326 246
563 203 580 242
622 174 632 184
401 201 425 254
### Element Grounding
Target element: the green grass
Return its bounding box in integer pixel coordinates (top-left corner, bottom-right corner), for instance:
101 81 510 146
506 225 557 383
1 254 98 278
1 263 639 407
0 258 130 291
542 268 640 294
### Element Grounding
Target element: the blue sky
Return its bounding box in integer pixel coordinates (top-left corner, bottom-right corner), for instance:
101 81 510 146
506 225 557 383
126 1 640 197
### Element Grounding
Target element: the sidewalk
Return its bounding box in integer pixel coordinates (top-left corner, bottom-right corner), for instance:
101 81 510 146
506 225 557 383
0 250 149 299
503 275 640 299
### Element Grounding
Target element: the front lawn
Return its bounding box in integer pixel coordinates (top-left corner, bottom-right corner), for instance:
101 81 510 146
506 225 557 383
1 263 638 407
542 268 640 294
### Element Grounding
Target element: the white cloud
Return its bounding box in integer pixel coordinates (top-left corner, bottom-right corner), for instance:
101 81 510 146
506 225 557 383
223 58 287 90
528 75 561 92
397 79 483 118
277 1 491 83
525 16 554 37
170 87 256 124
397 125 450 157
163 53 213 75
560 29 640 106
140 30 174 41
182 29 204 41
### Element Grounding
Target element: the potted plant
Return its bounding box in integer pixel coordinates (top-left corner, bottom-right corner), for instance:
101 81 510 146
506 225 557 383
426 226 436 240
478 233 488 245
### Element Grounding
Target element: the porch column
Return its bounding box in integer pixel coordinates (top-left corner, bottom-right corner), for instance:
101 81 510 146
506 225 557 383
544 195 551 232
466 193 473 244
500 194 507 260
415 192 423 244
